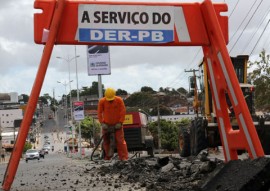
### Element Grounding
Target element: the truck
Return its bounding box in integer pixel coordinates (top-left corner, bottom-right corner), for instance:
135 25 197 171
178 55 270 157
123 112 155 157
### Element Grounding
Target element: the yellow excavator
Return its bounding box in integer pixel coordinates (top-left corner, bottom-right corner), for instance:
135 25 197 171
178 55 270 157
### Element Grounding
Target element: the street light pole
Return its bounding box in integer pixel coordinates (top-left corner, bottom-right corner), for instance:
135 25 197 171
57 81 70 125
74 46 80 101
56 55 80 122
68 56 73 121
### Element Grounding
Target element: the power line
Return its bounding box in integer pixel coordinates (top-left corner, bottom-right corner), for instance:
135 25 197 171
241 6 270 54
165 47 202 89
165 0 258 89
165 0 241 89
228 0 240 18
250 19 270 55
229 0 264 54
228 0 259 42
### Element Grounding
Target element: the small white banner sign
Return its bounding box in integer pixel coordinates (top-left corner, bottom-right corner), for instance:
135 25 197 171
73 101 85 121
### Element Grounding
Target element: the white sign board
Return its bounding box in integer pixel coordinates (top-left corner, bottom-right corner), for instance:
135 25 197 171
78 5 174 43
73 101 85 121
87 45 111 75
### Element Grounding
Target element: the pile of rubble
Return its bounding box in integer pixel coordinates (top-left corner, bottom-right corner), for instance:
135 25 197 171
96 152 224 191
94 151 270 191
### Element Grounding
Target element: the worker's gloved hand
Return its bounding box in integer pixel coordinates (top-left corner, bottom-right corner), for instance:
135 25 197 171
115 123 122 129
101 123 108 130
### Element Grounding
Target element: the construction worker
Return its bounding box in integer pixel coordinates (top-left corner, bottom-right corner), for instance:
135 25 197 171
98 88 128 161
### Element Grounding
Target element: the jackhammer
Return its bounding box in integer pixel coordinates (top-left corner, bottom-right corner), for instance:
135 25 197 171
91 124 120 161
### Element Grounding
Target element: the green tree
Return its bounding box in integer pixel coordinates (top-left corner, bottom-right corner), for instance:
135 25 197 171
148 119 178 151
77 116 101 145
141 86 155 93
80 82 105 97
177 87 188 96
19 94 29 103
124 92 156 108
248 49 270 110
116 89 128 95
23 142 32 153
39 95 48 105
70 89 78 98
150 105 173 116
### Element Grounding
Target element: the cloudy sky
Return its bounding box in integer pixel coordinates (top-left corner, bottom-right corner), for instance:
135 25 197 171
0 0 270 99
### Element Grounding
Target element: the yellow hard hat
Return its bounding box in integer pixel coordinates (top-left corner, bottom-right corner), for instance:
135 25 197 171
105 88 116 101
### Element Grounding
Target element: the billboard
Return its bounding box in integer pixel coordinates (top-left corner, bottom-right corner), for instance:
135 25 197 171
87 45 111 75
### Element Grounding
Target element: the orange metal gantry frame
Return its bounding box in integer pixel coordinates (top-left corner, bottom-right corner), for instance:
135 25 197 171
2 0 264 190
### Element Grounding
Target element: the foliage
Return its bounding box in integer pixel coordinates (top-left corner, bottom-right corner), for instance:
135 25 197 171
19 94 29 103
124 91 174 115
148 118 192 151
141 86 155 93
80 82 104 97
177 87 188 95
248 50 270 110
175 117 192 126
160 120 178 151
39 95 48 105
148 119 178 151
124 92 156 108
116 89 128 95
23 142 32 153
150 105 173 116
77 116 101 144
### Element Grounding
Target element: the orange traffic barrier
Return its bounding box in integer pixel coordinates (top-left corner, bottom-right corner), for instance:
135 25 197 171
34 0 228 46
2 0 264 190
201 0 264 161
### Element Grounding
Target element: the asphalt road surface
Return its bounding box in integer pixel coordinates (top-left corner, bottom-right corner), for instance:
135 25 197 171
0 107 143 191
1 107 270 191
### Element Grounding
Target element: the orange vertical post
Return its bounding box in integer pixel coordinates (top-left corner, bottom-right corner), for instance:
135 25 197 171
201 0 264 161
2 0 65 190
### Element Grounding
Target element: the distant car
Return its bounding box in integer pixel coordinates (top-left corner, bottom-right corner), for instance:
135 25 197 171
25 149 40 162
39 150 45 158
48 114 53 119
44 135 49 139
42 148 49 154
45 140 50 145
43 145 51 151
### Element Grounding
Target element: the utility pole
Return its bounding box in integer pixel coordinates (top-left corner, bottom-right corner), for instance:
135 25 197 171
185 69 200 116
157 99 161 153
156 92 165 154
